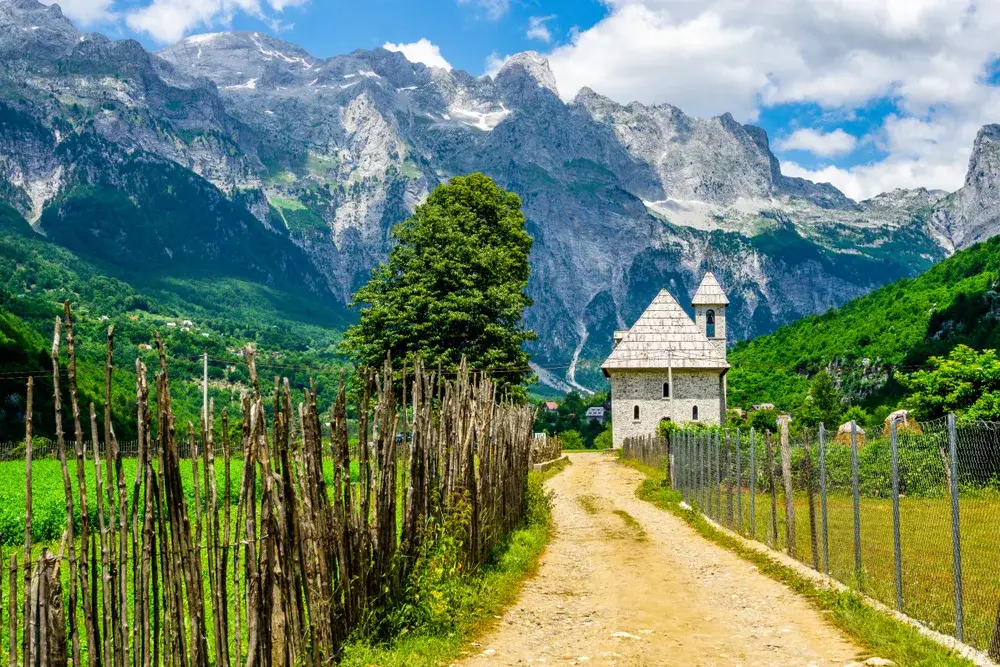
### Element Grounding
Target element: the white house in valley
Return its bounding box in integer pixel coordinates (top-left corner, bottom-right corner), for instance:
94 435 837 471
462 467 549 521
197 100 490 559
602 272 730 449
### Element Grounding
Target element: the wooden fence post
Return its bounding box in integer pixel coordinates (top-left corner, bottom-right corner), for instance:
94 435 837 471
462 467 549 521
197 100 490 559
766 432 777 548
778 414 795 558
803 429 818 570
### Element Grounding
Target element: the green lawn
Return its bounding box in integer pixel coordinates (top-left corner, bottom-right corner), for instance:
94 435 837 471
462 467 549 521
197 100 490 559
692 484 1000 652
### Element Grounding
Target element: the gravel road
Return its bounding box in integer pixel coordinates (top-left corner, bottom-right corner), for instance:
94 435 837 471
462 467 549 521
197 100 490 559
456 452 864 666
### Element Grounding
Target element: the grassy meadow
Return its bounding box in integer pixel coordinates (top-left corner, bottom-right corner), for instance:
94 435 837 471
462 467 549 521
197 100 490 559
692 485 1000 652
0 454 563 664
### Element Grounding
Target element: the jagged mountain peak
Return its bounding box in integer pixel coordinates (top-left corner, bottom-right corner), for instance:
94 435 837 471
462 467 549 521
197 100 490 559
862 187 945 210
0 0 82 57
967 124 1000 187
168 30 316 64
158 30 318 87
495 51 558 95
929 124 1000 251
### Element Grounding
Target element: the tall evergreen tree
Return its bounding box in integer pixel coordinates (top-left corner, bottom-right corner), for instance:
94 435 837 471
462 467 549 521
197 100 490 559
798 370 843 428
342 173 536 399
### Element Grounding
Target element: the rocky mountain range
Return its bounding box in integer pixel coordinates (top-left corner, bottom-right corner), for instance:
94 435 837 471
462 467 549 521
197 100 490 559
1 0 998 390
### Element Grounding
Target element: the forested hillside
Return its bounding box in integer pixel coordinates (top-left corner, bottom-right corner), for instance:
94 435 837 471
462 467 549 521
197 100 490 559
728 234 1000 412
0 203 349 440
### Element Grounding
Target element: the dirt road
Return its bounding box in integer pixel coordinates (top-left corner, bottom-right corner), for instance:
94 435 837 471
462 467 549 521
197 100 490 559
457 452 863 666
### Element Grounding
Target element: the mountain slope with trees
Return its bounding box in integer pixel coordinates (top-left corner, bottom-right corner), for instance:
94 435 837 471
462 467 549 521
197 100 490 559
0 202 349 440
728 233 1000 416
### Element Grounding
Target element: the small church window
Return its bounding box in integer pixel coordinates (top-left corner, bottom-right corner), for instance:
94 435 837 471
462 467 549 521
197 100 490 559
692 405 699 421
662 382 670 399
706 310 716 338
633 405 640 421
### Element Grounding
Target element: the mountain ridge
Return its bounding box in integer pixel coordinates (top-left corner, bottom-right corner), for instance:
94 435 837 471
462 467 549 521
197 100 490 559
2 0 999 390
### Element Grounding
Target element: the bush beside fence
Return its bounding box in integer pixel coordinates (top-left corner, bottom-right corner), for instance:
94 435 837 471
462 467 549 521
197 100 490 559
623 417 1000 660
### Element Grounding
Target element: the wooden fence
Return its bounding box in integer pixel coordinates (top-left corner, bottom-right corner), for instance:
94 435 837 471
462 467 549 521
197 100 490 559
11 302 535 665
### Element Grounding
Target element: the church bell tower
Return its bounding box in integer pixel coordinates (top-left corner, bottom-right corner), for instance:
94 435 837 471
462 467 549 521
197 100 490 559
692 271 728 358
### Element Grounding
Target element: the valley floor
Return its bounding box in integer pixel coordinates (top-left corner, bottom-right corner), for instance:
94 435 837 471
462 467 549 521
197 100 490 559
458 452 862 666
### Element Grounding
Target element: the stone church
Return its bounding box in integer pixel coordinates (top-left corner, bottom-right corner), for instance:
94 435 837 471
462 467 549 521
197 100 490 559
601 272 729 449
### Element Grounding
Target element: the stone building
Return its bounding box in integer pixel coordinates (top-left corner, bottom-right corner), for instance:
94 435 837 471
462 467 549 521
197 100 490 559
601 272 729 449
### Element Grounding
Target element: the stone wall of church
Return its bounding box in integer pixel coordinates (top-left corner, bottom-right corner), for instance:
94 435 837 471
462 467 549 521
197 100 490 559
609 369 725 448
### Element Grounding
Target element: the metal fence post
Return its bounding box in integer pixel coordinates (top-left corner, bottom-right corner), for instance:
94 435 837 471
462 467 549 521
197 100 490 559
767 431 777 548
715 430 722 521
670 432 678 490
736 428 742 534
697 433 708 514
726 431 734 527
679 432 687 502
948 413 965 642
749 428 756 540
693 432 700 508
851 420 862 586
890 419 903 612
819 423 829 575
685 432 691 499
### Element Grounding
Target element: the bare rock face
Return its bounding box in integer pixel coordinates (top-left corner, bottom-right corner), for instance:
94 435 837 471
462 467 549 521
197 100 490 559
2 0 997 389
931 124 1000 252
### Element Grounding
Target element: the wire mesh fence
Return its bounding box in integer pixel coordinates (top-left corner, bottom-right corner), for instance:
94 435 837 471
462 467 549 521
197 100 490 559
624 416 1000 660
0 440 139 460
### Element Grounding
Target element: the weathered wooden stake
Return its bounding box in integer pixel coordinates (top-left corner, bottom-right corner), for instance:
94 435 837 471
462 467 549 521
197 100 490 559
778 414 796 558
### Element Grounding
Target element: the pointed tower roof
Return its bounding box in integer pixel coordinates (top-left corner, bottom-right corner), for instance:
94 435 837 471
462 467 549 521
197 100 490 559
601 290 729 375
691 271 729 306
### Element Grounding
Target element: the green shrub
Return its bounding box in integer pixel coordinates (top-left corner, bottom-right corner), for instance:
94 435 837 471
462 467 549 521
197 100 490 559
593 427 613 450
559 430 585 450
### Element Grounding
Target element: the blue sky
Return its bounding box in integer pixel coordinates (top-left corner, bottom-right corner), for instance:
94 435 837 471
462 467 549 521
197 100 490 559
95 0 608 72
47 0 1000 200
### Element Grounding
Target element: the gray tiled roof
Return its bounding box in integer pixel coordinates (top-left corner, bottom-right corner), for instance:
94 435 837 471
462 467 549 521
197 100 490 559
601 288 729 372
691 271 730 306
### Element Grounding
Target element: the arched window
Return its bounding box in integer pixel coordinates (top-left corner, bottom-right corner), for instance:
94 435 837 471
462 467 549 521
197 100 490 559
692 405 699 421
706 309 716 338
662 381 670 399
633 405 640 421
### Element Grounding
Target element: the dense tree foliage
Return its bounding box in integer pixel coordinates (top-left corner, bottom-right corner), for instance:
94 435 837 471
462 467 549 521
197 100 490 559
344 174 535 399
728 233 1000 416
901 345 1000 422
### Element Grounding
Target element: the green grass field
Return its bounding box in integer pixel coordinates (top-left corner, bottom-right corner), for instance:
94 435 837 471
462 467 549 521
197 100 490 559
691 484 1000 652
0 456 561 664
0 456 366 546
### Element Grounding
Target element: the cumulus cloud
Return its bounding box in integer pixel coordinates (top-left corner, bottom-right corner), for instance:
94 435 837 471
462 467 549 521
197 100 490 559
125 0 308 44
543 0 1000 195
41 0 115 24
775 128 858 157
457 0 509 21
526 15 555 43
383 38 453 70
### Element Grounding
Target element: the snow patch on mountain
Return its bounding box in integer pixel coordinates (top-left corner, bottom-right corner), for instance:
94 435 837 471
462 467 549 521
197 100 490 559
447 104 511 131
